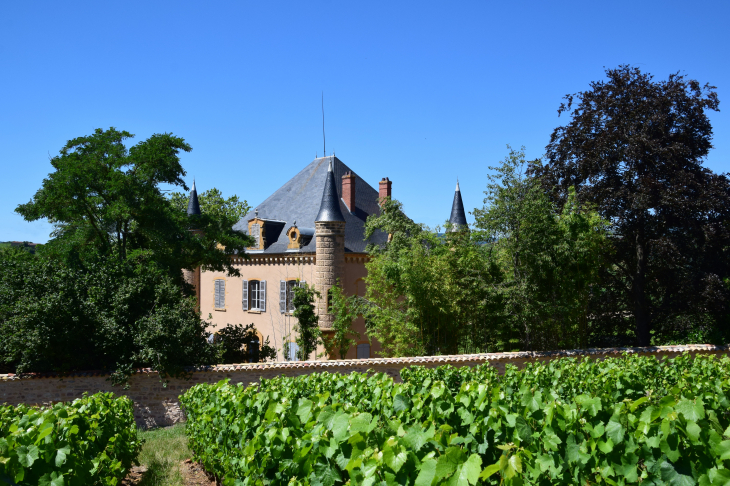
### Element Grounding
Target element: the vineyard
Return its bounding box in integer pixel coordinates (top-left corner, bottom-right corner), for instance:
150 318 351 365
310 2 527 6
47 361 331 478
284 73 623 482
181 354 730 486
0 392 141 486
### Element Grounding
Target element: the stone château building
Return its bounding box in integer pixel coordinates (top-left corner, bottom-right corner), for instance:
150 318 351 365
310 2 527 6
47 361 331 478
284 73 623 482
186 155 467 361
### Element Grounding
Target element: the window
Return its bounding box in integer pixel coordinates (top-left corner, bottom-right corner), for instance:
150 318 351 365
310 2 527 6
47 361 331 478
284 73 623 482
286 342 300 361
357 343 370 359
243 280 266 311
214 279 226 309
280 280 305 313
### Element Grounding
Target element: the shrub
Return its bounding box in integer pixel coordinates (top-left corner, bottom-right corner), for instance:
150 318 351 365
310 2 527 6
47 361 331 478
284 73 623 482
181 353 730 485
0 392 142 485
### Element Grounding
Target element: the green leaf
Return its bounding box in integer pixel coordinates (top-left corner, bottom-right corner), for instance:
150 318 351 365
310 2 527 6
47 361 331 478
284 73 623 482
55 445 70 467
349 413 373 435
606 416 625 444
297 399 313 423
542 427 562 451
331 413 350 442
446 454 482 486
435 447 466 480
660 460 697 486
403 424 435 451
314 462 342 486
514 416 532 444
383 445 408 473
676 398 705 422
415 458 437 486
393 394 411 413
16 444 39 467
686 421 701 442
480 463 501 479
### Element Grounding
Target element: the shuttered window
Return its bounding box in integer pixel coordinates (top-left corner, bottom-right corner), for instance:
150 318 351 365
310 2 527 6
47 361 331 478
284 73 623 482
281 280 306 313
249 280 266 311
242 280 248 311
279 280 287 314
214 279 225 309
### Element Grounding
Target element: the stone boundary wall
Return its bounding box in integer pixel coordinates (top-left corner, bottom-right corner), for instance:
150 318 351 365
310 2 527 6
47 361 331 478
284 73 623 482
1 344 727 429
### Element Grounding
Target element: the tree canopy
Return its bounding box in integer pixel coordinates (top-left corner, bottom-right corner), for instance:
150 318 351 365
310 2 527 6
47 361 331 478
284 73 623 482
16 127 253 282
538 66 730 345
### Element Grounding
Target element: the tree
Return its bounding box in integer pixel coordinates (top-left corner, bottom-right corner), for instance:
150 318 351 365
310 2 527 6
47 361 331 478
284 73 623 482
168 188 250 224
538 66 730 345
15 128 253 283
474 147 609 350
326 283 361 359
0 247 217 384
361 198 503 357
214 323 276 364
292 283 322 361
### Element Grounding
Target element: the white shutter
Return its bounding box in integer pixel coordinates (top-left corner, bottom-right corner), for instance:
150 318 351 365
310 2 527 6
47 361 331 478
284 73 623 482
214 280 221 308
260 280 266 312
242 280 248 311
219 280 226 308
280 281 286 314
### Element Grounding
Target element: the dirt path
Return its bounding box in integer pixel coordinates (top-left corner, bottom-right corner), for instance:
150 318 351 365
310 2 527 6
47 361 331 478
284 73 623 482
122 460 217 486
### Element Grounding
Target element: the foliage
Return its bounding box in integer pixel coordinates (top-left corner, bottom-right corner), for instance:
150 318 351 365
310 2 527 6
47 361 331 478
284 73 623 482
292 284 322 361
0 247 217 384
0 392 142 486
362 198 503 357
15 127 253 282
215 323 277 364
537 65 730 346
168 187 250 226
325 283 361 359
473 146 610 351
181 353 730 486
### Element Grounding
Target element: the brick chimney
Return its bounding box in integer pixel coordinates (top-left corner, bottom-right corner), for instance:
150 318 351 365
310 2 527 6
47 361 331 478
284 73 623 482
342 171 356 212
378 177 391 205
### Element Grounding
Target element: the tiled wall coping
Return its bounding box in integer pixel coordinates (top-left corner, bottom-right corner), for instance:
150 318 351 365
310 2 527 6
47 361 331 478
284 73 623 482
1 344 727 428
1 343 726 381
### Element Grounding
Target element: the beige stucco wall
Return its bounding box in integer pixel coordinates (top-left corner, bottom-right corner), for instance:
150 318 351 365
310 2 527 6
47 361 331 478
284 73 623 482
2 345 726 429
201 253 381 361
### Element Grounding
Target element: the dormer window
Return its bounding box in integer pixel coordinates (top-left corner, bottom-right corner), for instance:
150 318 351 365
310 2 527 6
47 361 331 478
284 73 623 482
286 225 315 250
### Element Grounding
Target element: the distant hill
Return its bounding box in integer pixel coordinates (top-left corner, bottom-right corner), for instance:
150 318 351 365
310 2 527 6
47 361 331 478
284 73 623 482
0 241 39 254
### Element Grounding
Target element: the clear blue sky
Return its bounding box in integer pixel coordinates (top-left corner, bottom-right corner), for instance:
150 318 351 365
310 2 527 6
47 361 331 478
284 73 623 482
2 1 729 243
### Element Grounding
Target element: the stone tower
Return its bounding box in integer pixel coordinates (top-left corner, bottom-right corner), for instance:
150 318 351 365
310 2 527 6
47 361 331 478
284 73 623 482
448 179 468 232
183 180 203 311
315 158 346 330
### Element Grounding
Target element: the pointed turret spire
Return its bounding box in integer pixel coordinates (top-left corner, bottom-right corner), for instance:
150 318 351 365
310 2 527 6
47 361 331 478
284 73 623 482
448 179 467 231
187 179 201 216
315 158 346 222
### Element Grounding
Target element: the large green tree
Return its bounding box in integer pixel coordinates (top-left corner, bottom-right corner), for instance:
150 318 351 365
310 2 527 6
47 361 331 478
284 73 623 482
0 247 216 383
474 147 609 351
16 127 252 282
538 66 730 345
360 198 503 357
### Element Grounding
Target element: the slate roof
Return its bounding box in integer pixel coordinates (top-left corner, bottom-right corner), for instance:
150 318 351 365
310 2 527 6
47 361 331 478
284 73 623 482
448 180 467 230
315 160 346 223
187 180 201 216
233 156 387 253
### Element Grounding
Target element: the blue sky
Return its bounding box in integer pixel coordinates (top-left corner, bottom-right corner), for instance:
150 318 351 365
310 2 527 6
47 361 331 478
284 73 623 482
2 0 729 243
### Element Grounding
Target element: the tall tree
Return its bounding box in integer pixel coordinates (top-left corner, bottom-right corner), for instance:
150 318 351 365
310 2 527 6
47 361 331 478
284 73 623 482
474 147 609 350
16 128 252 281
539 66 730 345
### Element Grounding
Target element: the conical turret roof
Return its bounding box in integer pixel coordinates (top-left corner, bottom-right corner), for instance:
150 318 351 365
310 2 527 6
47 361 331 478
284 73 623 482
315 159 346 223
448 180 467 231
187 180 201 216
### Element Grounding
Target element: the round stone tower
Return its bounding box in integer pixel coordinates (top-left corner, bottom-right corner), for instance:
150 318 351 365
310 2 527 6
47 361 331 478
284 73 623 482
315 158 346 330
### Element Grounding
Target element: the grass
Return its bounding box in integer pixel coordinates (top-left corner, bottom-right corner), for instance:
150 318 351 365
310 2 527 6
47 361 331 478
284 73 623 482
136 423 192 486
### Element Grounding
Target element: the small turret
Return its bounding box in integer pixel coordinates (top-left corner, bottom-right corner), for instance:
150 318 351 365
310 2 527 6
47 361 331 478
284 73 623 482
187 180 201 216
315 160 346 223
448 180 468 231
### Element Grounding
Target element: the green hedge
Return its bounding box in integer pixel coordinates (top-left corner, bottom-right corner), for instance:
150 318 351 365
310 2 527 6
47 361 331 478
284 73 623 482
0 392 142 486
181 354 730 486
